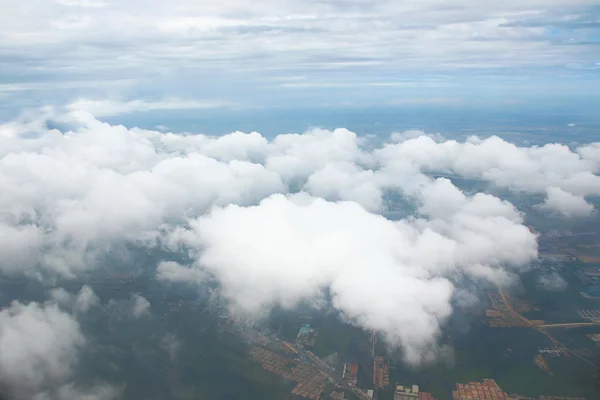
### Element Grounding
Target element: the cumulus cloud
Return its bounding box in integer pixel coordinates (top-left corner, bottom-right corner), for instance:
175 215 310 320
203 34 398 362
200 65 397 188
537 272 568 292
0 111 285 277
74 285 100 313
48 286 100 313
131 294 151 319
265 128 368 186
164 190 536 363
304 163 383 211
157 261 206 284
375 135 600 198
49 288 73 307
374 135 600 217
538 187 595 217
160 334 181 363
1 108 598 363
105 294 151 320
0 302 84 397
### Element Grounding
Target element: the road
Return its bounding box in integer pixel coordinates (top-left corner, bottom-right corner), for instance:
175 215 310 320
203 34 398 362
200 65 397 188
284 341 372 400
537 322 600 329
497 287 599 371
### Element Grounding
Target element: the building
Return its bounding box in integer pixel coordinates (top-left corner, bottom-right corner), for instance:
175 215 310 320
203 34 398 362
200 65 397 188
583 286 600 298
373 356 389 388
343 362 359 386
329 391 345 400
452 379 509 400
297 324 313 338
418 392 438 400
394 383 419 400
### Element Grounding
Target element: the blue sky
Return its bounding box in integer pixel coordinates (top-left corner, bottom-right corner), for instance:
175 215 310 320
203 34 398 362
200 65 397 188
0 0 599 118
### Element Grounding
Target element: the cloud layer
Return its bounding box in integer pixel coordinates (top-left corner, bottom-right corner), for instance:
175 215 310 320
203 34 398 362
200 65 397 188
0 107 598 363
1 0 599 110
2 1 598 76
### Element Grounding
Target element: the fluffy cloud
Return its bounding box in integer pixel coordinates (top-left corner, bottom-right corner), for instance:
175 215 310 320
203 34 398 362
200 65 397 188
48 286 100 313
538 187 595 217
0 302 84 397
105 294 151 320
537 272 568 291
265 128 368 186
74 285 100 313
375 135 600 198
49 288 73 307
164 190 536 363
160 334 182 363
303 163 383 212
1 108 598 363
131 294 151 319
0 111 285 277
157 261 206 284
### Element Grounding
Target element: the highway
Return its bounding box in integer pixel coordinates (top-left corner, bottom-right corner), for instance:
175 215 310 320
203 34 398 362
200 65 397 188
537 322 600 329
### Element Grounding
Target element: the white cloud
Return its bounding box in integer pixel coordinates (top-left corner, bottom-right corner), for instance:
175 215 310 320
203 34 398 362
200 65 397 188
538 187 595 217
537 272 568 291
0 302 84 397
374 134 600 207
56 0 107 7
66 98 233 117
388 98 462 105
0 110 594 279
49 288 73 307
278 82 428 88
0 84 28 92
1 108 598 364
0 0 597 109
165 191 536 364
157 261 206 284
131 294 151 318
0 79 136 94
160 334 181 363
266 127 368 185
48 286 100 313
0 111 285 277
33 383 122 400
578 143 600 171
0 224 44 276
74 285 100 313
303 163 383 211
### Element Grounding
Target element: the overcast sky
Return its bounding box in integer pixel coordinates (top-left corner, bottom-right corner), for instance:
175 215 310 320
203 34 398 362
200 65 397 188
1 0 599 113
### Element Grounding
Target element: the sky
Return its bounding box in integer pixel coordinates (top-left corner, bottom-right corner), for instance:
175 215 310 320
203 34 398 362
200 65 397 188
0 2 599 399
0 0 599 116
